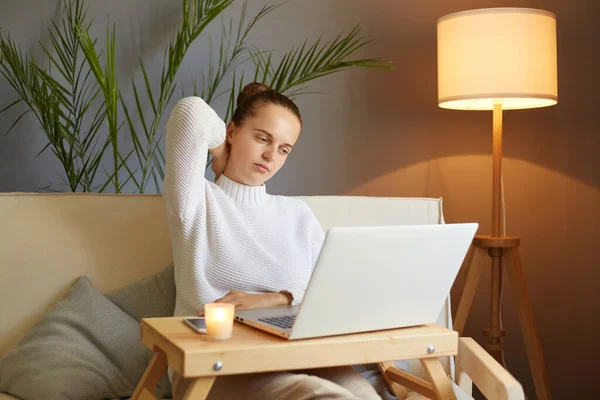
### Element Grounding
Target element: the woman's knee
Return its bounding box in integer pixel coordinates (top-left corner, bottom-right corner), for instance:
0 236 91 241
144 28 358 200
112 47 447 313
303 367 381 400
209 371 361 400
295 374 361 399
170 368 379 400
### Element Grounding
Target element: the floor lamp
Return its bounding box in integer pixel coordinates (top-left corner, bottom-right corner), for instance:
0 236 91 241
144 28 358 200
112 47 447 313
437 8 557 400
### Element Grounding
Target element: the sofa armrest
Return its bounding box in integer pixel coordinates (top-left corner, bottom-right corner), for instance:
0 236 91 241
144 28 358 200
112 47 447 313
456 338 524 400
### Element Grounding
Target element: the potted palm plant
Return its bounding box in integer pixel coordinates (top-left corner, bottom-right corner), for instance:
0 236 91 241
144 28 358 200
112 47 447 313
0 0 393 193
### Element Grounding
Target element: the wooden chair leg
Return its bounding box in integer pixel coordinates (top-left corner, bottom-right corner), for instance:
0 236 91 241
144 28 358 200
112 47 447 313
506 248 552 400
383 364 436 399
454 246 484 336
420 358 457 400
377 361 409 399
177 376 216 400
455 339 473 397
456 337 524 400
131 351 168 400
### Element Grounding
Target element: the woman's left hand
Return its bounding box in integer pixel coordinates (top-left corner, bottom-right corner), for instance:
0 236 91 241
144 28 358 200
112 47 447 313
198 290 292 316
210 140 230 180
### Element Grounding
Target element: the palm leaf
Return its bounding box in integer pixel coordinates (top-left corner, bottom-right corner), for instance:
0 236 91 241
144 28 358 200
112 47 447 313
198 2 280 104
0 0 107 192
252 25 393 96
120 0 236 192
77 21 122 192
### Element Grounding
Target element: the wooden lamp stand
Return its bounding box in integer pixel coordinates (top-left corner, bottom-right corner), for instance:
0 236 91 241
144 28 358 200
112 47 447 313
453 104 552 400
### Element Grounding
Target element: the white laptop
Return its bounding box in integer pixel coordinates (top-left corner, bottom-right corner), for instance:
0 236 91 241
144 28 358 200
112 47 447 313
234 223 478 340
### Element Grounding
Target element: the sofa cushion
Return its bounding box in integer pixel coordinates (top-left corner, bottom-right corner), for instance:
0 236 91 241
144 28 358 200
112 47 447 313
106 263 176 322
0 277 171 400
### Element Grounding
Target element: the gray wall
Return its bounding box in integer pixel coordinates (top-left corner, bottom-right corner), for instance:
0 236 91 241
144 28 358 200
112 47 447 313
1 0 599 398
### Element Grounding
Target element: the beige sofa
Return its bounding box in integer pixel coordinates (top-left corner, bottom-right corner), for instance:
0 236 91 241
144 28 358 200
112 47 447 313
0 193 523 399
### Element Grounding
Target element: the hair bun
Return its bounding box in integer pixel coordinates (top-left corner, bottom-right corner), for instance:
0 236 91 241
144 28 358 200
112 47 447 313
237 82 270 107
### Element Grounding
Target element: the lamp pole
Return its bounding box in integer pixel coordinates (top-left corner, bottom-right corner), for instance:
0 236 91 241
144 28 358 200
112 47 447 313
488 102 504 363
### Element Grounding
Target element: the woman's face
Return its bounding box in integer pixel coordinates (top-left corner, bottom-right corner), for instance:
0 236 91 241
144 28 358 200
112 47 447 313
224 104 301 186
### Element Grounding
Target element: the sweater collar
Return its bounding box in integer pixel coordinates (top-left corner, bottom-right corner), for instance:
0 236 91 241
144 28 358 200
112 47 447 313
215 174 267 207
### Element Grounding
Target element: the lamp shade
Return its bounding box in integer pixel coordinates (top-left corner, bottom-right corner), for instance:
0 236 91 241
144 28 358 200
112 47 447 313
437 8 557 110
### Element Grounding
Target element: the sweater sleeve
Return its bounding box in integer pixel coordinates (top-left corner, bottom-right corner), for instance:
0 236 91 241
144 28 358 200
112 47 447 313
163 96 226 221
281 214 326 306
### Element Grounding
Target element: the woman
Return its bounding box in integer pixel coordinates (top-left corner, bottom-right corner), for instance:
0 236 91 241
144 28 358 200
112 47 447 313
163 83 381 399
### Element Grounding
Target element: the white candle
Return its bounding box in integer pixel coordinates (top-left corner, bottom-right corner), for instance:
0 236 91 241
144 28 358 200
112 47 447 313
204 303 235 341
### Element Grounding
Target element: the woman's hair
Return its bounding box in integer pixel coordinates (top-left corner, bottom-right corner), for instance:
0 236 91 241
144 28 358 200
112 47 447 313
231 82 302 127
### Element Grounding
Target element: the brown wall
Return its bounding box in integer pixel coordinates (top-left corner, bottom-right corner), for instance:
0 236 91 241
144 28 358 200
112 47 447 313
342 0 600 398
275 0 600 398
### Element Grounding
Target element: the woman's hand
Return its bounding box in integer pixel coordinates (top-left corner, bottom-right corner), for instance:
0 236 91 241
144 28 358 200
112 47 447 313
210 140 229 180
198 290 292 316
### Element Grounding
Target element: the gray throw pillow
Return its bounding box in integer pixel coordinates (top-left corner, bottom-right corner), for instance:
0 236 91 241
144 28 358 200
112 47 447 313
107 264 176 322
0 277 171 400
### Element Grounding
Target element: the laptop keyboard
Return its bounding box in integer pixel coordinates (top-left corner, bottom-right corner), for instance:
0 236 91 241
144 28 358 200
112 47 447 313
258 315 296 329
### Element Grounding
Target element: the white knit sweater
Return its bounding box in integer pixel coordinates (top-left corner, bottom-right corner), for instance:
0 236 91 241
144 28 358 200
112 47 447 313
163 96 325 317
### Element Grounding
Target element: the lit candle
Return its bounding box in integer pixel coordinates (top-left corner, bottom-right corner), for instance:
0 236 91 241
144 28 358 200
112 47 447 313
204 303 235 341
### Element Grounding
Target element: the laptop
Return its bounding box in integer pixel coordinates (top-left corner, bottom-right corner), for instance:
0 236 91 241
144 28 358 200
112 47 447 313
234 223 478 340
